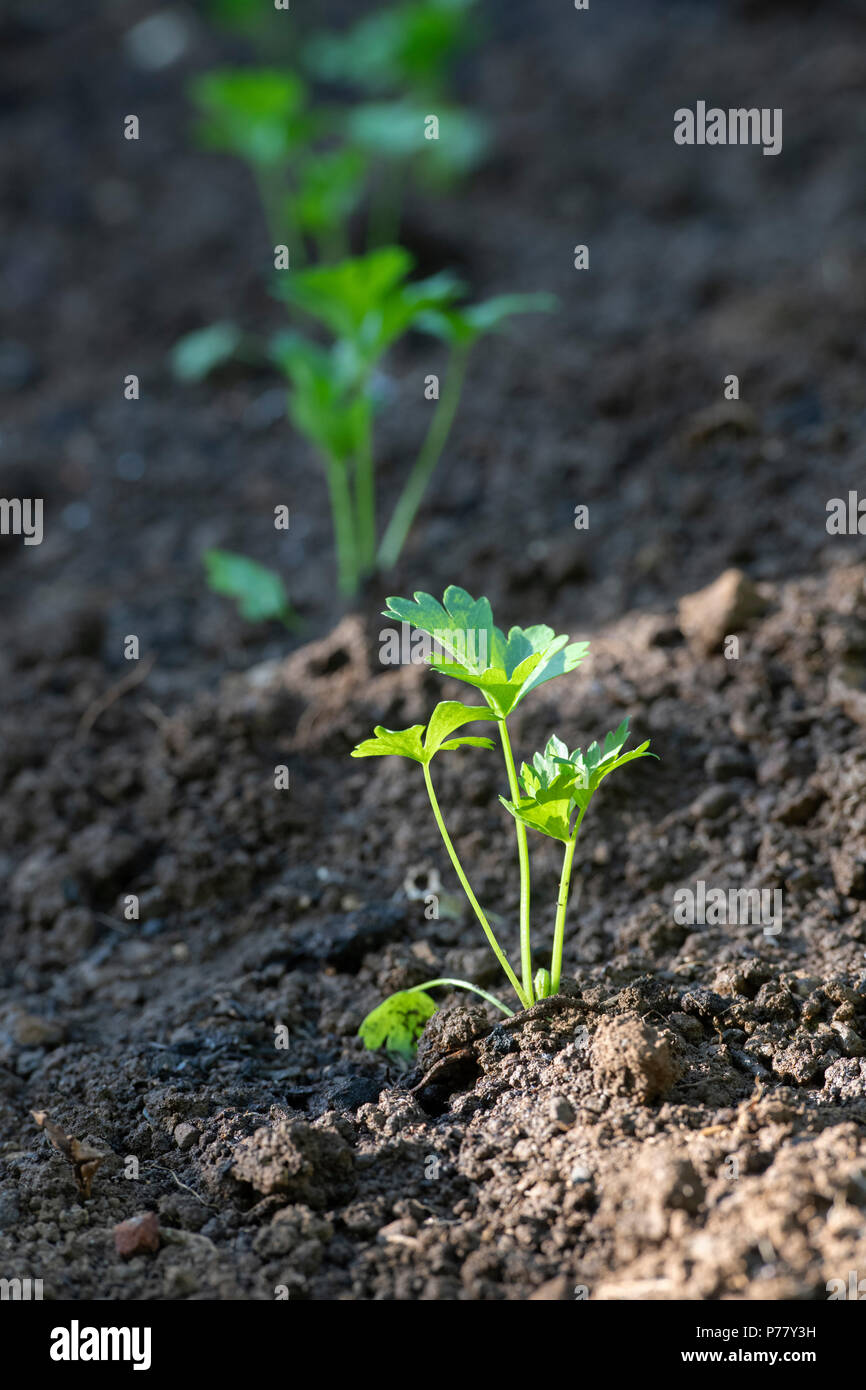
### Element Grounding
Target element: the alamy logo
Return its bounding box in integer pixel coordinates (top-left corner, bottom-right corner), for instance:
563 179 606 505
379 621 488 669
826 491 866 535
674 102 782 156
827 1271 865 1300
673 880 782 936
50 1320 152 1371
0 497 43 545
0 1276 43 1300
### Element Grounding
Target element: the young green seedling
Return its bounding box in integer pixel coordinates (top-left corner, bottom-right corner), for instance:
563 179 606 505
179 60 553 607
189 67 368 264
305 0 480 101
306 0 485 244
500 724 656 997
190 68 317 252
274 249 555 594
351 585 657 1057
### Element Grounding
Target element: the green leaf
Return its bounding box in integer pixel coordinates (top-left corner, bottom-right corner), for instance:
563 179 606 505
271 332 373 462
280 247 414 340
519 638 591 700
383 586 589 716
190 68 313 168
417 292 558 347
507 722 658 839
203 549 294 625
350 725 427 763
350 703 495 765
500 763 580 842
500 794 575 844
171 323 243 382
549 719 657 810
439 735 496 752
346 101 488 177
432 654 542 719
572 741 656 808
423 700 497 757
384 585 494 673
278 249 462 373
305 1 479 97
295 148 368 238
358 988 437 1059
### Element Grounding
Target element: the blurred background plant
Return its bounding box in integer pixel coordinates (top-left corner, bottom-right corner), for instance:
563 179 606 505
173 0 554 609
271 247 553 594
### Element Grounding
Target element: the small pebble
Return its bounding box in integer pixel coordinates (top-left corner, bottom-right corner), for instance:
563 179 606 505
114 1211 160 1259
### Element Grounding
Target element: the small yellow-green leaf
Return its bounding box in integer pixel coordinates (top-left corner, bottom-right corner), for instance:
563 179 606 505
358 989 437 1058
424 700 497 758
350 725 427 763
500 793 574 843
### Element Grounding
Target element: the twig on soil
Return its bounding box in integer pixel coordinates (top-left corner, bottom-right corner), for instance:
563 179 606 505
410 1046 476 1097
146 1162 217 1209
76 654 155 741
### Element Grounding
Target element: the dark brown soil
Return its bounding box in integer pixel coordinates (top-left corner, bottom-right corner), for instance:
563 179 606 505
1 0 865 1301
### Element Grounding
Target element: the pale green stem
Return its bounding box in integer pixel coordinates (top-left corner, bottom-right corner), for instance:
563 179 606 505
550 809 585 995
323 455 358 596
354 422 376 577
255 166 301 268
414 978 514 1018
366 163 404 251
318 222 349 264
422 762 528 1009
498 720 534 1004
377 343 471 572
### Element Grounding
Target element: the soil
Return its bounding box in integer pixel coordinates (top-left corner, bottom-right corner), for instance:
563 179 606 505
1 0 865 1301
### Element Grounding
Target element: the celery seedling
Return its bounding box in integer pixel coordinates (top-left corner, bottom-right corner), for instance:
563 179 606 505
351 585 657 1056
307 0 486 243
190 68 317 252
500 725 656 996
276 251 554 591
305 0 480 100
274 250 554 593
188 68 369 264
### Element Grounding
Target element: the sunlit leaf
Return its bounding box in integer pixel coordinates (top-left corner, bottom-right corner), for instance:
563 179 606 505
424 700 497 757
358 988 437 1058
417 292 557 347
383 586 589 716
350 724 428 763
350 702 495 765
505 721 658 840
